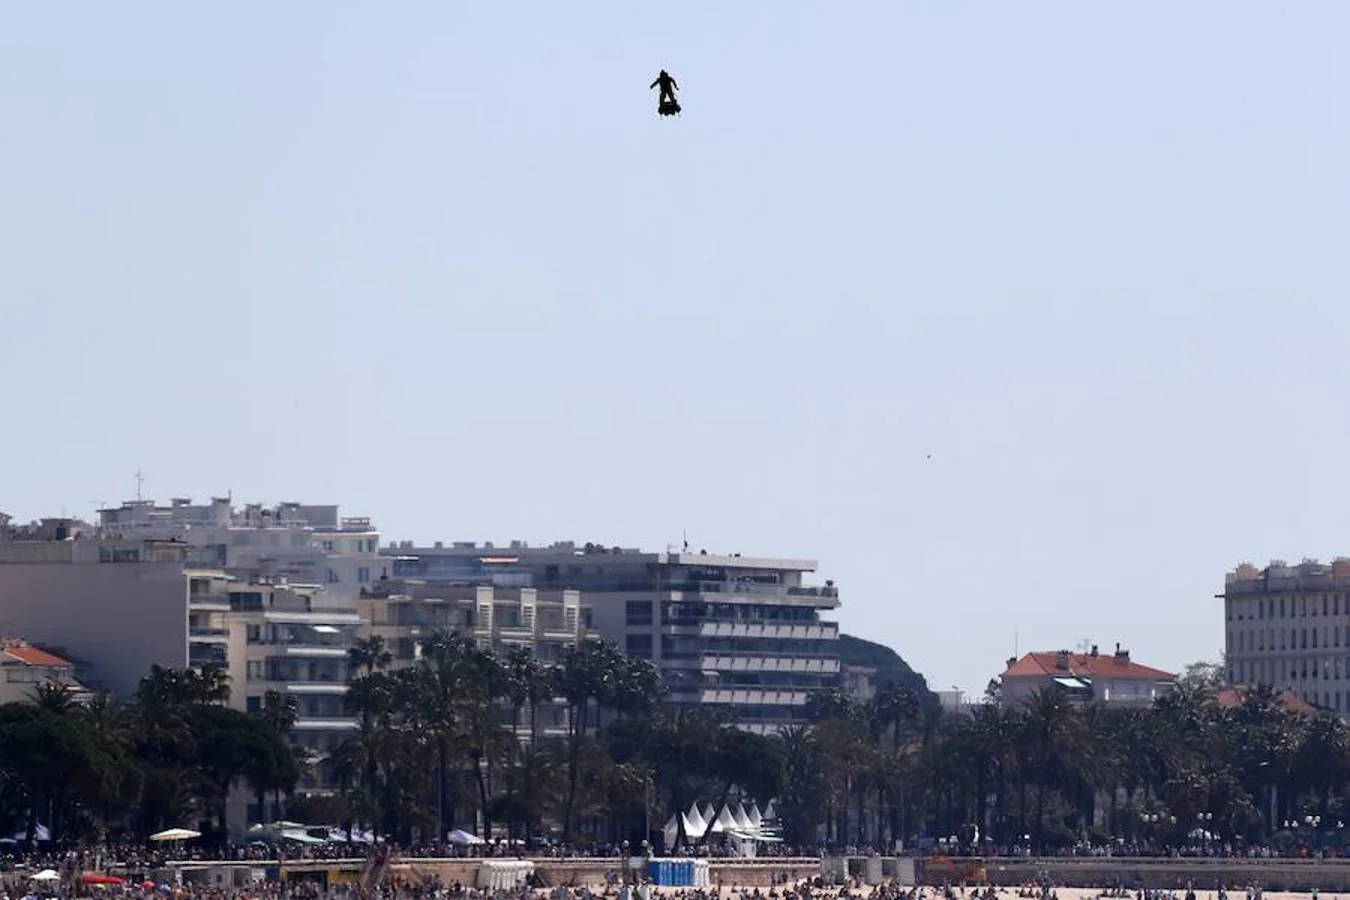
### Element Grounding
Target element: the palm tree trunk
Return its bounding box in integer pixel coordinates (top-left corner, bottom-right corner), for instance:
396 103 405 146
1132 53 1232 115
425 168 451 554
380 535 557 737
437 737 449 837
563 699 587 841
474 754 492 840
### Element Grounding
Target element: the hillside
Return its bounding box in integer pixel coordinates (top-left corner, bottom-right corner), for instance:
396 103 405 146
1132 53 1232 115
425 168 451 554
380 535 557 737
838 632 939 709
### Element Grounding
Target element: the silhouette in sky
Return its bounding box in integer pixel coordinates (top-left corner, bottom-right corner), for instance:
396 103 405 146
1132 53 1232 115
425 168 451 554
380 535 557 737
651 69 680 116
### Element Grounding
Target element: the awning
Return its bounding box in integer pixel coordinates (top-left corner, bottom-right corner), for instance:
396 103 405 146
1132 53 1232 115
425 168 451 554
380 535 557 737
1053 676 1089 690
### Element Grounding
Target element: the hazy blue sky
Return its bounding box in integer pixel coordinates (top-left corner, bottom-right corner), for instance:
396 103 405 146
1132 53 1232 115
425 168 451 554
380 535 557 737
2 4 1348 695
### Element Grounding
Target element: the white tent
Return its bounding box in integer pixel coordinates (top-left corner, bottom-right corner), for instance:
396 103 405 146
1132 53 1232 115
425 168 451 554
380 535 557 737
747 802 763 828
328 827 375 844
5 824 50 843
280 829 327 845
701 803 717 826
447 828 485 845
685 803 706 838
711 806 738 834
733 802 751 830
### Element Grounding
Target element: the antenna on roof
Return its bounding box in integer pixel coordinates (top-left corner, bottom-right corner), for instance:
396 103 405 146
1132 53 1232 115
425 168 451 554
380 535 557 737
134 470 145 502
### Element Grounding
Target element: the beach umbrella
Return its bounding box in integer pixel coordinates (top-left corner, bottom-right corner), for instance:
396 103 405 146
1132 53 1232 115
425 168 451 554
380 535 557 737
81 875 124 886
29 870 60 882
149 828 201 841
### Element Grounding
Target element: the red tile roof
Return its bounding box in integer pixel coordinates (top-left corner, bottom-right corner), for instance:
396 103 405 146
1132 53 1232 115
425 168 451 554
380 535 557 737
0 641 72 669
1003 650 1175 682
1213 686 1317 715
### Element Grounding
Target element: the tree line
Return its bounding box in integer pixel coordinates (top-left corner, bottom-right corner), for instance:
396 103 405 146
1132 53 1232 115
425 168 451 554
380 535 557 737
1 640 1346 854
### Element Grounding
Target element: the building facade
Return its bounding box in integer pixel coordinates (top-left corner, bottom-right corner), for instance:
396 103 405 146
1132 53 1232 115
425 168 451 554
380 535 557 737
97 497 387 604
189 571 360 826
359 580 595 739
0 536 209 695
1000 645 1175 708
1222 558 1350 714
384 541 842 731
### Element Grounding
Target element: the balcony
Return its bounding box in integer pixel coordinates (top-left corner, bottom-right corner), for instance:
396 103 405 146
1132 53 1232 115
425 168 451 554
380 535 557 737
690 582 841 609
294 717 359 731
189 626 230 639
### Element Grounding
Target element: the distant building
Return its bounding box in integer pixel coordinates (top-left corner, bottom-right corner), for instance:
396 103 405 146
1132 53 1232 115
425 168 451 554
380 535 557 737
188 570 360 830
0 639 89 705
0 495 380 694
1222 558 1350 714
358 580 596 740
383 541 842 732
97 497 386 604
0 536 208 694
1000 644 1175 708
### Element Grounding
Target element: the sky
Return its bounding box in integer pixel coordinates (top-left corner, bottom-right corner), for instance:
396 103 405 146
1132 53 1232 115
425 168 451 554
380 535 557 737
2 3 1348 696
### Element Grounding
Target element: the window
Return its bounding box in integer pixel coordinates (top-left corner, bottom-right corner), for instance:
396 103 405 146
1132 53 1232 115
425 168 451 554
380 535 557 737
246 624 262 644
246 696 262 713
321 540 334 552
326 569 339 584
357 566 370 583
247 660 264 679
625 600 653 626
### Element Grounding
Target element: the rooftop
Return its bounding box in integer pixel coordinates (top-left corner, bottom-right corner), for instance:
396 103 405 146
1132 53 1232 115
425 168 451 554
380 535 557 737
1003 645 1176 682
1223 558 1350 594
1212 686 1317 716
0 640 74 670
384 540 817 571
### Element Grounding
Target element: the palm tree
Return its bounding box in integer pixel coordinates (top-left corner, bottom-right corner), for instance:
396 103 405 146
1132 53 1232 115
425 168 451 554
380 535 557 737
348 636 393 678
1020 687 1087 849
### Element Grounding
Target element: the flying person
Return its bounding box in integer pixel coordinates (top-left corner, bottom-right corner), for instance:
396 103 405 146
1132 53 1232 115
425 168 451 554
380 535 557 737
651 69 680 114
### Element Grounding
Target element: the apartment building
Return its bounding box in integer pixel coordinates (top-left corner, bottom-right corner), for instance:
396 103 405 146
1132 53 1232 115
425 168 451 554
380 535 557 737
97 497 386 604
0 534 211 694
1222 558 1350 713
360 581 591 664
357 580 595 739
1000 644 1175 708
384 541 842 732
189 571 360 826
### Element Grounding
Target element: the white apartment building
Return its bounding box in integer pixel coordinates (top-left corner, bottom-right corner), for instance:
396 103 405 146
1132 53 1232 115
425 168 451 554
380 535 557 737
1223 558 1350 714
97 497 387 604
359 580 597 740
385 541 842 732
189 571 360 828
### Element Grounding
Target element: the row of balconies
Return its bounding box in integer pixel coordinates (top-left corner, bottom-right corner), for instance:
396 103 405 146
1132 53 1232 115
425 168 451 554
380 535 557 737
697 621 838 640
700 655 841 673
